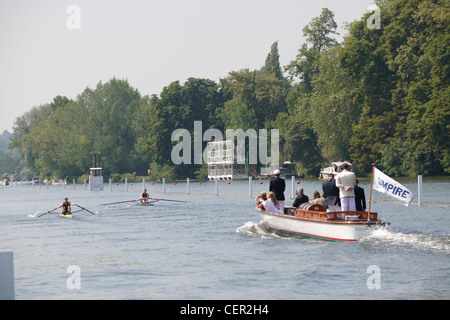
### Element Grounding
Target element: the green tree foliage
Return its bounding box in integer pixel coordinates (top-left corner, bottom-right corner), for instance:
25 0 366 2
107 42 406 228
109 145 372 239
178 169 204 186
0 130 12 150
21 101 90 178
309 46 360 162
77 78 141 175
283 7 342 174
0 130 23 175
134 78 225 178
220 69 287 130
285 8 339 93
341 0 449 175
259 41 286 84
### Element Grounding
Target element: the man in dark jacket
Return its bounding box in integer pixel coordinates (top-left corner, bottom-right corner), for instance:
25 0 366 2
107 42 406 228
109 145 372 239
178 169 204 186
269 169 285 212
292 188 308 208
354 179 366 211
322 174 341 212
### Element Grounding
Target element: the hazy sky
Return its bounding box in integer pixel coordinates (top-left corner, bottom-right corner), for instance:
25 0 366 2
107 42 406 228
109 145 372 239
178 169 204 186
0 0 375 132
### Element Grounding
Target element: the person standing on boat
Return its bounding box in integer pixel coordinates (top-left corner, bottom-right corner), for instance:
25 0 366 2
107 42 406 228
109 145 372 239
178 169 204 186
354 179 366 211
322 173 341 212
269 169 285 213
59 197 76 216
140 188 149 204
335 163 356 211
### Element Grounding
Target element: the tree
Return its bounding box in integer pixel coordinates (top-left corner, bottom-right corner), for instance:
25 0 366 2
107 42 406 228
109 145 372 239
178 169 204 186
50 95 72 111
221 98 256 130
276 85 322 176
342 0 449 175
21 101 90 178
302 8 339 53
135 78 224 178
77 78 142 175
283 8 341 173
309 46 360 162
220 69 287 130
259 41 285 83
10 104 53 173
389 0 449 175
285 8 339 92
339 4 397 174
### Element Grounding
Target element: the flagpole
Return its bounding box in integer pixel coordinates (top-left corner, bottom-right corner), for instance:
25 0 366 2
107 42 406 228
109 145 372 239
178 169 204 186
367 163 375 222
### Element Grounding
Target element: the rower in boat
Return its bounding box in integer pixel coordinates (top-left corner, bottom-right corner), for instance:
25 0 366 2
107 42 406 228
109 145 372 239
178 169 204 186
59 197 77 216
140 188 149 204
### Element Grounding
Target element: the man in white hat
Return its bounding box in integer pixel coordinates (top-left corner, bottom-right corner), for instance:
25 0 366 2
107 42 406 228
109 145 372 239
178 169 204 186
269 169 285 213
335 163 356 211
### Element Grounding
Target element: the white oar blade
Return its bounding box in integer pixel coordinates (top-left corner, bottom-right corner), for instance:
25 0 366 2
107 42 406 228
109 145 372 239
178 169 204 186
28 211 42 218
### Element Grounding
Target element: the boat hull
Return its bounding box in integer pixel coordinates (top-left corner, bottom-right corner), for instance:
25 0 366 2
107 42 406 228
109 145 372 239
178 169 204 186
259 209 386 242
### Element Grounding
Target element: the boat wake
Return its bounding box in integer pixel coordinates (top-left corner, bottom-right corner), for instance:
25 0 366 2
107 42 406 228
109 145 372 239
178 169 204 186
237 222 450 252
236 221 276 239
361 227 450 254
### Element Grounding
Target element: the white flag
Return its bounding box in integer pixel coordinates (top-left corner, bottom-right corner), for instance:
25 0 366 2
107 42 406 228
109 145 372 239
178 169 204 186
372 167 414 206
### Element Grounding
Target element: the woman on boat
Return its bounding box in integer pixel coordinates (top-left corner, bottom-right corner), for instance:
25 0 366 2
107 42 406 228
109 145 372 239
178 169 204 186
311 190 327 210
263 192 283 214
256 191 268 210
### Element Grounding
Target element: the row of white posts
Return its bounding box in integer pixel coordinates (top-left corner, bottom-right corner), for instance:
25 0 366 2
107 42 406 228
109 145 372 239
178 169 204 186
120 175 425 203
9 175 425 203
104 174 425 203
16 179 84 190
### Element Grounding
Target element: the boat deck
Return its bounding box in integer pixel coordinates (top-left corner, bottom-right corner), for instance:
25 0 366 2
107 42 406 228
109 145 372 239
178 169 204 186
284 206 379 223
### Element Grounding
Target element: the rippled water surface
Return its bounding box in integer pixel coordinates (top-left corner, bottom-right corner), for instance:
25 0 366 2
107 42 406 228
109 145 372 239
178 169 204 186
1 177 449 299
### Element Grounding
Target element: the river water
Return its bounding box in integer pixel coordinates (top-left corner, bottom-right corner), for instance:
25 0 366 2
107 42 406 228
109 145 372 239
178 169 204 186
0 177 449 300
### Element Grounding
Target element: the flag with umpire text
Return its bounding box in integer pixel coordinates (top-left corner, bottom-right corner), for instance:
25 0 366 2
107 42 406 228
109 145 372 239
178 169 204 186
372 167 414 206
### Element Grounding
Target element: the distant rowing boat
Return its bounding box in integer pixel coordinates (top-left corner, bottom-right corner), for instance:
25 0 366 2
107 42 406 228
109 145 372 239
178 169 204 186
258 203 389 242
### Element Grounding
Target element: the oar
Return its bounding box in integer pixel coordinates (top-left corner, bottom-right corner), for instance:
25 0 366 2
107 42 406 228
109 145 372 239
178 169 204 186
76 204 97 215
148 197 190 203
100 199 140 206
35 207 59 218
